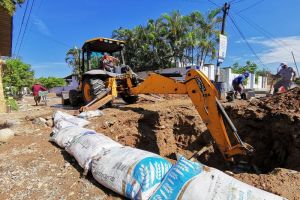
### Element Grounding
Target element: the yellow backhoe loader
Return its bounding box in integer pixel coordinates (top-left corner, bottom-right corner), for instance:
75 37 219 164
66 37 253 161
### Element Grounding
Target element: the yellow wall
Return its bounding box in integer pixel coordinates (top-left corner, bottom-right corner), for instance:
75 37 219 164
0 60 6 113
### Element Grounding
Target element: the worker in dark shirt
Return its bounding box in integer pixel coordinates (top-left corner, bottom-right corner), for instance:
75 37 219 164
32 82 47 106
232 71 250 99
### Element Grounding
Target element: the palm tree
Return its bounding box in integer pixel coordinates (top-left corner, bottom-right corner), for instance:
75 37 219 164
198 8 222 65
112 9 222 71
159 11 188 67
65 47 81 75
0 0 24 15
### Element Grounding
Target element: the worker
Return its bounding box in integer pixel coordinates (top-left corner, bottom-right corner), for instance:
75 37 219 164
272 62 296 94
100 53 120 72
232 71 250 99
32 82 47 106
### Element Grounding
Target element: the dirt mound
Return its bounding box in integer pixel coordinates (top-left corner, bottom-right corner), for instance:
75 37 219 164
233 168 300 200
88 99 210 161
257 87 300 114
224 87 300 172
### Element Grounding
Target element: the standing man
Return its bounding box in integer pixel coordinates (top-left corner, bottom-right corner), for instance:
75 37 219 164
273 62 296 94
32 82 47 106
232 71 250 99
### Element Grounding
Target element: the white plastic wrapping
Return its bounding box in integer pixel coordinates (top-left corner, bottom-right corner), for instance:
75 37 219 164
179 168 286 200
91 146 172 200
150 156 286 200
50 126 95 148
65 132 123 174
53 110 89 127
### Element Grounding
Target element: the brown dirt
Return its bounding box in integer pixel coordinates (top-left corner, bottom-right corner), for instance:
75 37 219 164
223 87 300 173
233 168 300 200
1 88 300 199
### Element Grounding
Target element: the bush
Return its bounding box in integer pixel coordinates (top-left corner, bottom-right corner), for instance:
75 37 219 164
6 97 18 111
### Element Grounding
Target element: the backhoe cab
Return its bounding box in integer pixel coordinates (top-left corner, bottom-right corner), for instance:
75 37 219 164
67 37 138 106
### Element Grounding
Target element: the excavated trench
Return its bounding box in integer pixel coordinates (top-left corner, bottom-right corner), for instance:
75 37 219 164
225 102 300 173
92 87 300 173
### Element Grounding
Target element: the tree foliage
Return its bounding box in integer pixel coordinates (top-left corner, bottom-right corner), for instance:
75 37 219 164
65 47 81 75
231 61 258 74
36 77 66 89
0 0 24 15
3 58 35 93
112 9 222 72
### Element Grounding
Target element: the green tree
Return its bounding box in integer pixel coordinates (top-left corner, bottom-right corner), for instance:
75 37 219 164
36 77 66 89
112 9 222 71
65 47 81 75
231 61 258 74
0 0 24 15
3 58 34 94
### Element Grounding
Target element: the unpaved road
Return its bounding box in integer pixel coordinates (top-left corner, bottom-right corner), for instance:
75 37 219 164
0 93 299 200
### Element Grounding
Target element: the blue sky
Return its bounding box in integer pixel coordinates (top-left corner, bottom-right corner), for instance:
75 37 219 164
12 0 300 78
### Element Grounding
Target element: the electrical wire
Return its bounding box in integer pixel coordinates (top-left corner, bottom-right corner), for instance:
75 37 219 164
16 0 36 57
236 0 265 13
230 0 247 5
231 11 292 53
13 0 30 55
207 0 221 8
228 13 267 68
29 29 71 48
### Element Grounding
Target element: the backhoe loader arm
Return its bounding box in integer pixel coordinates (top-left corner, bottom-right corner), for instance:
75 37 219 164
130 69 253 160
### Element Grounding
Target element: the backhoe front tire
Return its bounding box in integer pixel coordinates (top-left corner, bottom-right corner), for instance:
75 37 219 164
69 90 79 106
82 78 106 104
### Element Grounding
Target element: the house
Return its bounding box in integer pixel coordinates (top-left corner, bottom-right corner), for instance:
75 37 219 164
49 74 79 96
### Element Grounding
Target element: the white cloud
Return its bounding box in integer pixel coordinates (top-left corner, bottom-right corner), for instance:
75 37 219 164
244 36 300 65
31 62 66 69
32 16 50 36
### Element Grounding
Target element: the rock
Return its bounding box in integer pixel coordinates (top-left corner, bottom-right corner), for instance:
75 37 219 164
45 116 53 120
64 162 71 169
0 128 14 142
46 119 53 127
38 182 43 189
6 119 21 127
32 117 47 125
68 192 74 196
249 97 260 106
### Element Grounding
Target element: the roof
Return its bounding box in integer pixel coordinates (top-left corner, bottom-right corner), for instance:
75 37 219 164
64 74 78 79
82 37 125 53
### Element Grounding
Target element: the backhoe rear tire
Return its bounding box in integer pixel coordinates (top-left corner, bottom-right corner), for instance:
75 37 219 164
121 93 139 104
82 78 106 104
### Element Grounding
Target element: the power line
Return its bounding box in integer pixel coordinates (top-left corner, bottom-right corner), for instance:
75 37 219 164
231 11 292 53
230 0 247 4
207 0 221 7
16 0 36 57
236 0 265 13
228 13 267 68
13 0 30 55
29 29 71 48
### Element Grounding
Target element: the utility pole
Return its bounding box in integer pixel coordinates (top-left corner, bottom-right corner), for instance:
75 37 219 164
215 2 230 82
221 2 230 35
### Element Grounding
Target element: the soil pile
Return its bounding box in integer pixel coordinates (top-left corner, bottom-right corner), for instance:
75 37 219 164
88 99 210 160
233 168 300 200
224 87 300 172
256 87 300 115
